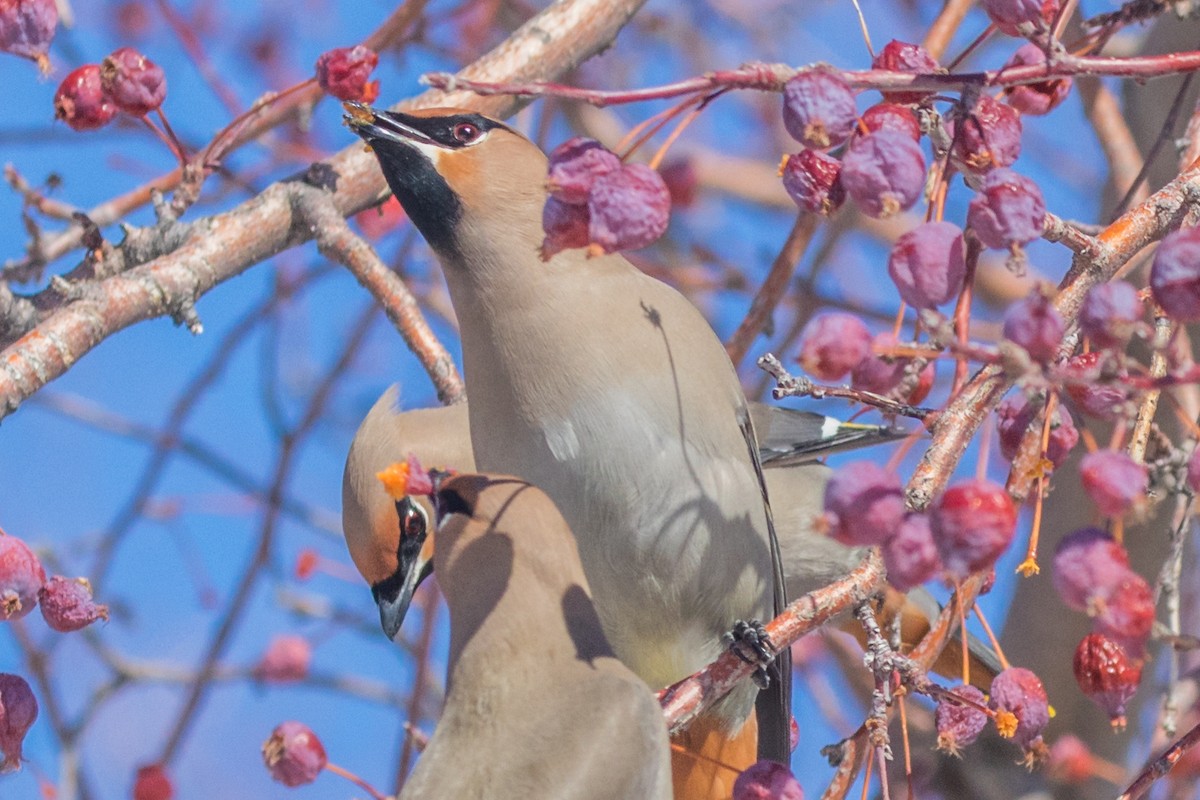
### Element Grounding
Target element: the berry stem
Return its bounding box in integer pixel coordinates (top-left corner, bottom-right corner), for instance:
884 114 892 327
139 116 185 165
971 601 1011 671
324 762 389 800
647 90 725 171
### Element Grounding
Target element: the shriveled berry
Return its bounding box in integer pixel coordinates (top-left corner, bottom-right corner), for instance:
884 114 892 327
887 221 966 309
0 533 46 621
100 47 166 116
262 721 327 787
861 103 921 141
660 158 698 208
797 312 872 381
781 149 844 216
872 40 940 105
995 393 1077 467
1002 44 1072 115
984 0 1060 36
54 64 117 131
782 67 857 149
588 163 671 253
1151 227 1200 323
315 45 379 103
989 667 1049 751
967 168 1046 250
841 130 926 218
38 576 108 632
883 513 942 591
1061 351 1131 420
0 0 57 65
732 760 804 800
1080 281 1142 349
949 94 1022 173
1093 572 1154 658
1047 735 1094 784
823 461 905 546
133 763 174 800
1073 634 1140 729
541 197 590 259
1079 450 1148 517
1002 291 1063 362
254 634 312 683
851 333 935 404
546 137 621 205
0 673 37 773
935 684 988 756
931 479 1017 579
1052 527 1130 612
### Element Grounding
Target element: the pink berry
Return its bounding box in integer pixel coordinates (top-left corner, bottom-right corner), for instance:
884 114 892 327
262 721 327 787
797 312 872 381
989 667 1050 751
0 673 37 773
38 576 108 632
949 93 1022 173
587 164 671 253
1093 572 1154 658
861 103 921 141
315 45 379 103
789 716 799 752
782 67 857 149
872 40 940 105
1061 351 1131 420
660 159 698 208
100 47 166 116
0 0 56 64
0 533 46 621
133 764 174 800
1080 281 1142 349
935 684 987 755
732 760 804 800
887 221 966 309
541 197 590 259
1079 450 1148 517
1151 227 1200 323
984 0 1060 36
967 168 1046 250
841 130 926 218
851 333 935 404
54 64 117 131
822 461 906 546
931 479 1017 579
1073 634 1141 729
995 393 1077 467
1188 447 1200 493
883 513 942 591
1002 291 1063 362
781 149 845 216
254 635 312 683
1047 735 1094 784
1002 44 1072 115
546 137 622 205
1051 527 1130 613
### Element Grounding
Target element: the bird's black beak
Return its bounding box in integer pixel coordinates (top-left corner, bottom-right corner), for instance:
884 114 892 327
343 102 438 149
371 496 434 642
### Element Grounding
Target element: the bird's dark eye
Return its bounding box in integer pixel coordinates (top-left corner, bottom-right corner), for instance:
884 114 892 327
452 122 481 144
399 499 427 540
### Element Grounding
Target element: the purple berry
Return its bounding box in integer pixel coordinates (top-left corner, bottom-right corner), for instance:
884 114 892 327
540 197 590 259
995 393 1077 467
989 667 1050 751
253 635 312 683
1002 291 1063 362
587 164 671 254
1093 572 1154 658
0 673 36 773
546 137 621 205
851 333 935 404
887 221 966 309
1079 450 1148 517
984 0 1060 36
1151 227 1200 323
782 67 857 149
935 684 988 755
883 513 942 591
967 168 1046 250
1051 527 1131 612
0 0 56 65
931 479 1017 580
872 40 940 105
1002 44 1072 115
823 461 906 546
732 760 804 800
38 576 108 632
0 534 45 621
1061 351 1131 420
797 312 872 381
841 130 926 218
262 721 327 787
950 94 1022 173
861 103 921 140
1080 281 1142 349
100 47 166 116
781 149 844 215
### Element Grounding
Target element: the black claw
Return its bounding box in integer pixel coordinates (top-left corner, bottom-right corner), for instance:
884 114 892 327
724 619 776 689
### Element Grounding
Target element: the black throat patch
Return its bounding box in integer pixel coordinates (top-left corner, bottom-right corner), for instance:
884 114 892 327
370 142 462 254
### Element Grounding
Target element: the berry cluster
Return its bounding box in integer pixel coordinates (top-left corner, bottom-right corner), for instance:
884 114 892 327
54 46 166 131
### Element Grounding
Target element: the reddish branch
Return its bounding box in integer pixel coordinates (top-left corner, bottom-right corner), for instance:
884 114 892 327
1117 719 1200 800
